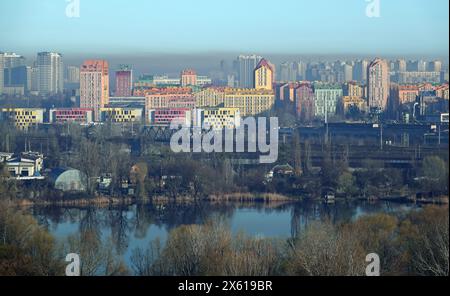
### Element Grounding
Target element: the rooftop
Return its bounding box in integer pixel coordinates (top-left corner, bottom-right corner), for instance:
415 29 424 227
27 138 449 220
255 58 274 72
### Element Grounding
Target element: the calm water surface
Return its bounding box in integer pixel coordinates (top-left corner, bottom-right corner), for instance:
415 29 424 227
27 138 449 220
28 200 419 270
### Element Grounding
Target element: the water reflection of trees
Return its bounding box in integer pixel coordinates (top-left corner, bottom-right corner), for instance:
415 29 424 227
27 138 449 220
291 201 354 239
28 200 418 258
107 205 133 255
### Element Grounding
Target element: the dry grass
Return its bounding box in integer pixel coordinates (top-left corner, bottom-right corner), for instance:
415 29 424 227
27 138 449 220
206 192 294 202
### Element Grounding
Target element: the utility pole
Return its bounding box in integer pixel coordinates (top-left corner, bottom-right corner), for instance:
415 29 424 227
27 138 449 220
380 124 383 150
325 100 329 145
438 124 441 146
5 133 9 152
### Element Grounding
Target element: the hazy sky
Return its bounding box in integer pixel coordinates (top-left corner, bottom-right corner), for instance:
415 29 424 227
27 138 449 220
1 0 449 57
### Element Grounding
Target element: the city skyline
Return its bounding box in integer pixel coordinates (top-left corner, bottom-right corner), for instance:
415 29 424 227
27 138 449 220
1 52 449 79
0 0 449 282
0 0 448 57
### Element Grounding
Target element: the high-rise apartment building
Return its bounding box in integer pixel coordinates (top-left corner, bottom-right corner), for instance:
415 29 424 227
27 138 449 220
344 81 364 98
254 59 274 90
417 60 427 72
80 60 109 121
223 88 274 117
10 66 29 90
180 69 197 87
295 83 315 122
313 83 343 121
237 54 262 88
115 65 132 96
66 66 80 83
30 67 39 92
1 53 26 90
36 52 63 95
1 52 25 69
194 87 226 107
36 53 60 94
367 58 390 112
294 61 307 81
430 60 442 72
353 60 369 82
139 87 194 120
390 84 420 107
343 64 353 82
398 71 441 84
397 59 407 72
279 62 297 82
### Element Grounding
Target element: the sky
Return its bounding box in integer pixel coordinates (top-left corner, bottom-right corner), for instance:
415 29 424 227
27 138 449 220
0 0 448 70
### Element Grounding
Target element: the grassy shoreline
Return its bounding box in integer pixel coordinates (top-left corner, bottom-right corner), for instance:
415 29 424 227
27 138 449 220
12 192 296 208
11 192 448 208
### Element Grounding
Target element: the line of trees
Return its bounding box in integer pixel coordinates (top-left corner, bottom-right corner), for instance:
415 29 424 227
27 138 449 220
130 206 448 276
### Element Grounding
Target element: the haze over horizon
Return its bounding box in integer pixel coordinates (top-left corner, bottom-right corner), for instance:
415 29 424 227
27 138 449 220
1 52 448 78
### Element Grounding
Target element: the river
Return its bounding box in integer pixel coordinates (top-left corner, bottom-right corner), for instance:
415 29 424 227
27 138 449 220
28 199 420 273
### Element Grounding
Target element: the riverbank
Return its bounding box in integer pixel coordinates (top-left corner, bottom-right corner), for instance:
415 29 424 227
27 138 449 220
206 192 296 202
14 196 135 208
11 192 449 209
12 192 296 208
376 195 449 205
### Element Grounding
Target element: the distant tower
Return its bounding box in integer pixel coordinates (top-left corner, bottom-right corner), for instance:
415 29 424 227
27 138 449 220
353 59 369 82
367 58 390 113
343 64 353 82
432 60 442 72
37 52 63 95
254 58 274 90
237 54 262 88
397 59 407 72
417 60 427 72
1 52 26 88
280 62 296 82
180 69 197 86
115 65 133 96
80 60 109 121
66 66 80 83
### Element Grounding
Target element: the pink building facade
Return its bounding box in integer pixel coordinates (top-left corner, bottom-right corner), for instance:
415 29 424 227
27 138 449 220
49 108 94 124
149 108 191 126
181 69 197 87
115 69 133 97
295 83 315 123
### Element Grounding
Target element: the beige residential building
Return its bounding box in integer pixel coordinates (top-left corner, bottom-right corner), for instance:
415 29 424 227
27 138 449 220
194 87 226 107
367 58 390 112
340 96 367 114
254 59 274 90
224 88 275 117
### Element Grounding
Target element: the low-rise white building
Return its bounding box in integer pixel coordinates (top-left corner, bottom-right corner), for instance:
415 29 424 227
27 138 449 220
3 151 44 180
